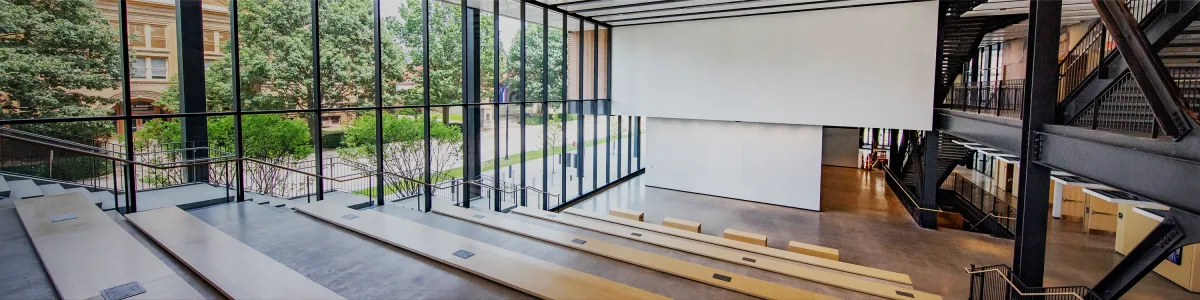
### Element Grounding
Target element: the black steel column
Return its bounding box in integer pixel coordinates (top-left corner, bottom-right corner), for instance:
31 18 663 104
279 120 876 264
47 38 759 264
374 0 386 206
310 0 324 201
888 129 901 172
118 0 137 212
592 24 598 189
1013 0 1060 287
231 0 245 203
178 0 208 183
576 18 585 193
463 7 482 208
918 130 939 229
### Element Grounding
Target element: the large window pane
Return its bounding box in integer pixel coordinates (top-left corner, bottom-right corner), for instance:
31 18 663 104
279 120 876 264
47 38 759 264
0 121 124 209
319 0 379 109
130 115 238 212
237 0 313 111
320 109 377 209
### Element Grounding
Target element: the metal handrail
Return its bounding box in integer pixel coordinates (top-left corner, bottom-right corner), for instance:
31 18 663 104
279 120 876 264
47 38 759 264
523 185 562 201
883 160 944 213
0 132 438 188
964 266 1089 300
0 126 125 156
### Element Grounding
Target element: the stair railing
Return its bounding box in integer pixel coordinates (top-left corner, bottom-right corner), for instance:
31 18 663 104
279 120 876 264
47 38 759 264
1057 0 1165 102
967 264 1102 300
0 131 455 212
951 173 1017 235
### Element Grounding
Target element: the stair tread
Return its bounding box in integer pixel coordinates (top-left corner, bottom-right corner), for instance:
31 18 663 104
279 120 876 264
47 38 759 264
37 184 67 196
91 191 115 208
0 176 9 196
8 180 44 199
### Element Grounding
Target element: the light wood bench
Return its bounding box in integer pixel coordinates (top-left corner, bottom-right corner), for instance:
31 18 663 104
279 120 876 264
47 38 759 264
609 208 645 221
563 208 868 281
514 207 938 300
296 201 665 300
14 193 204 300
662 217 701 233
434 205 833 300
789 241 840 261
126 206 344 300
723 229 768 247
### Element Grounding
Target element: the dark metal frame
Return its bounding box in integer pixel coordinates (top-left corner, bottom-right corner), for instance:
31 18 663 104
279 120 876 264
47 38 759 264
0 0 639 214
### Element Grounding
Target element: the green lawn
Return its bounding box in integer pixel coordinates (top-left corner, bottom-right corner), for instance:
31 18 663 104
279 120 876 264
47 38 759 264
355 135 629 196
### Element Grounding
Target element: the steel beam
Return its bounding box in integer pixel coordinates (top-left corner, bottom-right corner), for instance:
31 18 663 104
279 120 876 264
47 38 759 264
1092 0 1195 138
1012 0 1060 287
1093 209 1200 299
464 8 482 207
935 110 1023 154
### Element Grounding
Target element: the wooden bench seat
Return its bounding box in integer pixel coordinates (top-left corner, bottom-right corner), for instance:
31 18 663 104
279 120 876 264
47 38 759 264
14 193 204 300
515 208 938 300
295 201 665 300
662 217 701 233
433 205 833 300
609 208 645 221
126 206 344 300
723 228 768 247
566 208 846 265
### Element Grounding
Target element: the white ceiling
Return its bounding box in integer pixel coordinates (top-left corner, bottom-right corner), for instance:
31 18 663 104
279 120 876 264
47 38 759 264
549 0 924 26
967 0 1101 43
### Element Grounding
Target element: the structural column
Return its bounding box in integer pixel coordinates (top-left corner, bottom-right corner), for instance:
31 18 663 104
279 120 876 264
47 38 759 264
917 130 939 229
177 0 208 183
463 8 482 207
1013 0 1060 287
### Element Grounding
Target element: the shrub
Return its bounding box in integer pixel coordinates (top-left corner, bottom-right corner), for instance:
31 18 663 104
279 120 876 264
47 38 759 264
322 131 345 149
0 156 115 182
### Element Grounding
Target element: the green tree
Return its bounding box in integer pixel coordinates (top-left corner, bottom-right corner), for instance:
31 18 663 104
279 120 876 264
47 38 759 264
339 113 462 197
0 0 122 138
157 0 407 112
392 0 500 124
504 23 566 105
133 114 313 193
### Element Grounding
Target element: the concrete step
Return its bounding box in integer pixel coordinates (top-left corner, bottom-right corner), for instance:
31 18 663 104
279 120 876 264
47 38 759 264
1161 51 1200 59
91 191 116 210
8 180 44 199
0 176 9 198
37 184 67 196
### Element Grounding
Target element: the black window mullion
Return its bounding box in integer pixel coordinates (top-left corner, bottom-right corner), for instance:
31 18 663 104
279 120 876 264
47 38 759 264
591 23 598 189
118 0 137 213
310 0 324 201
561 15 568 203
373 0 385 206
493 0 502 212
421 0 432 212
520 0 527 207
542 8 549 210
231 0 245 203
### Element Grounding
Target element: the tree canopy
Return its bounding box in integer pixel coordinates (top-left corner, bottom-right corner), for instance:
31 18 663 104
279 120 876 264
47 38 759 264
0 0 122 137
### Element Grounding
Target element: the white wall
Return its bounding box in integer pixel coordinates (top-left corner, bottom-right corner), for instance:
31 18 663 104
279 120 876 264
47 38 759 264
822 127 860 168
645 118 823 211
612 1 937 130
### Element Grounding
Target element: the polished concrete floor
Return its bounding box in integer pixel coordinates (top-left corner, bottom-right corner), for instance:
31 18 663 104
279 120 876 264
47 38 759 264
2 166 1196 299
574 166 1199 299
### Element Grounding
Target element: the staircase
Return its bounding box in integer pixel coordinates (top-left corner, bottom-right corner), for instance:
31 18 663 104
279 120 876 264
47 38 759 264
900 133 973 191
1074 29 1200 135
0 173 117 209
935 1 1027 103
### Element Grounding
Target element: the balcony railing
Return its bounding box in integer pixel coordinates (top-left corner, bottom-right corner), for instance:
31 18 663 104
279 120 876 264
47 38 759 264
1066 68 1200 138
949 173 1016 234
943 79 1025 119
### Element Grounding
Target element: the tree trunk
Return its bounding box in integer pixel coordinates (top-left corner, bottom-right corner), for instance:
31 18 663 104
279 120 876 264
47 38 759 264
441 106 450 124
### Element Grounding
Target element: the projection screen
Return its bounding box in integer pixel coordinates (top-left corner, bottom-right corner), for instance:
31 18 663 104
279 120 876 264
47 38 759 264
611 1 938 130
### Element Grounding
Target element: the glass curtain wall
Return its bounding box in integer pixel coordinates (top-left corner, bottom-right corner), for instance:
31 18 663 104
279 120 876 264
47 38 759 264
0 0 638 213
